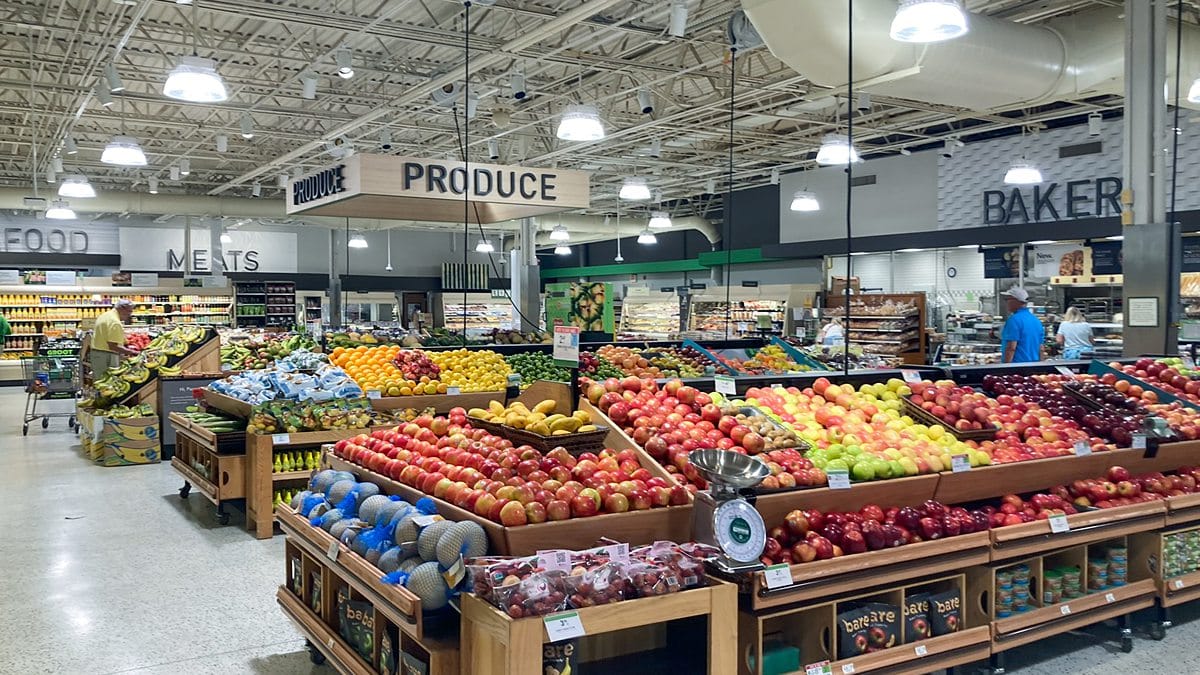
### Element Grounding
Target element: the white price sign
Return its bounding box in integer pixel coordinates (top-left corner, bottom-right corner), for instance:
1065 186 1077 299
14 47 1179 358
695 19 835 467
1074 440 1092 456
1048 514 1071 533
1055 365 1076 376
1173 579 1186 590
366 390 382 400
901 369 922 384
412 514 439 527
447 386 461 396
272 433 290 445
544 611 585 642
763 564 793 590
827 470 851 490
552 326 580 367
804 661 831 675
1060 604 1071 615
1132 434 1148 449
326 540 339 562
841 665 856 675
714 375 736 395
914 645 928 657
951 454 971 473
1105 592 1116 603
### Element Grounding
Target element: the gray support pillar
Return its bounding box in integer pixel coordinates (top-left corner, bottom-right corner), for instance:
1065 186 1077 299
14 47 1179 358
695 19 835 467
328 229 343 328
1123 0 1178 355
512 217 541 330
210 219 224 276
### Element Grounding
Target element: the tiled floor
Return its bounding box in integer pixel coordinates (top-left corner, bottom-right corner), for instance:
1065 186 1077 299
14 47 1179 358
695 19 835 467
2 387 1199 674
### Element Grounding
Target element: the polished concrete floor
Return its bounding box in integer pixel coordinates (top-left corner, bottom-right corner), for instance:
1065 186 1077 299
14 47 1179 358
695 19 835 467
2 388 1200 674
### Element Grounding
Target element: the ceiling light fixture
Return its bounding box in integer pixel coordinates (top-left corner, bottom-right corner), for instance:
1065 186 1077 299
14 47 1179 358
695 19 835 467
252 183 261 197
1187 78 1200 104
619 176 651 200
385 231 393 271
1105 235 1125 241
705 178 716 194
769 168 780 185
94 84 114 107
348 231 368 248
649 138 662 158
957 243 978 249
637 229 657 245
897 248 926 253
554 244 572 255
668 0 689 37
101 135 147 166
637 88 654 114
64 136 78 155
789 190 820 212
277 174 288 188
215 134 228 153
335 47 355 79
476 238 495 253
556 103 605 141
163 55 228 102
105 62 125 92
58 175 96 198
1004 159 1043 185
510 71 526 100
45 200 75 220
148 176 158 194
240 113 254 139
301 72 318 99
488 139 499 160
51 157 63 173
890 0 970 44
815 134 861 166
169 166 180 180
220 231 232 244
648 211 673 229
179 158 191 176
549 224 570 241
45 168 56 184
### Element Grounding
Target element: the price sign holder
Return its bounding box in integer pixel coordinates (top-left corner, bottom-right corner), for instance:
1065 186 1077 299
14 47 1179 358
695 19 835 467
901 369 921 384
544 611 585 642
762 564 793 590
714 375 736 396
272 433 290 445
951 454 971 473
1048 514 1071 534
1074 440 1092 456
827 470 851 490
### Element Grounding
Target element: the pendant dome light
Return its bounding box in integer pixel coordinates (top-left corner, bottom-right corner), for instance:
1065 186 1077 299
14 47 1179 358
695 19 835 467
336 47 355 79
554 244 572 255
475 238 495 253
101 135 148 167
45 200 76 220
556 104 605 141
1003 160 1043 185
348 231 368 248
637 229 657 245
648 211 673 229
58 175 96 199
619 177 651 200
164 55 228 103
789 190 820 212
549 224 570 241
815 134 861 166
220 230 233 244
1187 77 1200 104
889 0 969 44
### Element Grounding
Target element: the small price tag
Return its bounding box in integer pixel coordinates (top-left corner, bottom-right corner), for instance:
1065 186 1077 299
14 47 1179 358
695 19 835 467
1048 514 1071 533
827 470 851 490
951 454 971 473
366 389 382 400
714 375 736 395
327 637 335 650
544 611 585 642
441 555 466 587
901 369 921 384
1184 355 1196 369
763 564 793 590
1105 592 1116 603
1055 365 1076 376
1060 604 1071 615
1132 434 1148 449
412 514 439 527
841 665 856 675
914 644 928 657
1173 579 1186 590
507 373 522 388
804 661 832 675
326 540 339 562
272 433 290 445
1074 440 1092 456
447 386 461 396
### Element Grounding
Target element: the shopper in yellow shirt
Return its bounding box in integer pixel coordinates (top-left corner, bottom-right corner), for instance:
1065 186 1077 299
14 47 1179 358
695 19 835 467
90 299 136 376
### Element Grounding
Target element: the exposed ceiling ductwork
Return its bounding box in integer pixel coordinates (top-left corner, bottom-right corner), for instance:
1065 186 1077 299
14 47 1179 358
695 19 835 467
741 1 1200 111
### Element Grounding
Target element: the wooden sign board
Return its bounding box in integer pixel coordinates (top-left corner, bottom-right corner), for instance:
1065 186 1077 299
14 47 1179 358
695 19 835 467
285 154 590 223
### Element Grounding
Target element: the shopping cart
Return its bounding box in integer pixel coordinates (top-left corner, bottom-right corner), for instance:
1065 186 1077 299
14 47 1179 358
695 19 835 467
22 339 82 435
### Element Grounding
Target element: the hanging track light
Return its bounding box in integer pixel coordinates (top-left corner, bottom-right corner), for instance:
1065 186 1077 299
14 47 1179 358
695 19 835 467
890 0 969 44
301 72 318 99
105 62 125 92
94 84 114 107
215 134 228 153
240 113 254 139
148 176 159 194
64 136 78 155
179 158 191 176
668 0 689 38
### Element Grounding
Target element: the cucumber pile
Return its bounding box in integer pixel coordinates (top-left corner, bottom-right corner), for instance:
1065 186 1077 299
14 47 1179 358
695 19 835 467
177 409 247 432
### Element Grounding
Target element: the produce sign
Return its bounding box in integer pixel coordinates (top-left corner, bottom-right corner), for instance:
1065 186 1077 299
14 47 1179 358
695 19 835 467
331 411 691 525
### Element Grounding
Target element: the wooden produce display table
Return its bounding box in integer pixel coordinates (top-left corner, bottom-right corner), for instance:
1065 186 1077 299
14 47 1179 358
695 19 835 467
168 412 246 525
460 580 736 675
277 507 459 674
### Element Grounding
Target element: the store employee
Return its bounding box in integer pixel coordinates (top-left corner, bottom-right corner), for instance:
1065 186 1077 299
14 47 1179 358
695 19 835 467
90 299 137 376
1000 287 1043 363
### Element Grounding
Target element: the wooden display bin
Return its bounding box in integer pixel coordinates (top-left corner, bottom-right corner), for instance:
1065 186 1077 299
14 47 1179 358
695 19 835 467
989 501 1165 562
170 423 246 504
460 578 736 675
370 391 503 414
1130 524 1200 608
741 573 989 675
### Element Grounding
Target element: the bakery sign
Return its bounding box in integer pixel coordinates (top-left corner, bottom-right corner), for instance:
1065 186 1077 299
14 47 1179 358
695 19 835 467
982 176 1122 225
286 154 590 224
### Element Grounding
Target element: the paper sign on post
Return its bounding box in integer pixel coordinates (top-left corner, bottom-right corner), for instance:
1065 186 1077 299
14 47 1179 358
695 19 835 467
552 326 580 368
544 612 585 642
763 564 793 590
714 375 736 395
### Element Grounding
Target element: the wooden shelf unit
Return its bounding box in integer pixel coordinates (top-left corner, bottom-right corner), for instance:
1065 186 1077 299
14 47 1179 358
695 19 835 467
822 293 927 365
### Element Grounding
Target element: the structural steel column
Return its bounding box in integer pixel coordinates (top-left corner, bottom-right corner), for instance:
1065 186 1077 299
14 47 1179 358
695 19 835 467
1122 0 1179 355
511 217 541 331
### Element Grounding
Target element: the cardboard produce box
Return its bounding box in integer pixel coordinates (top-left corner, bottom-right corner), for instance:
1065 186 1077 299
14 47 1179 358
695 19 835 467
80 411 162 466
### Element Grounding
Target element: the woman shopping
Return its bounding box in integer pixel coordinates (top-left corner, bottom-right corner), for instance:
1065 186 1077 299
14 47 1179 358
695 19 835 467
1056 307 1093 360
817 317 845 345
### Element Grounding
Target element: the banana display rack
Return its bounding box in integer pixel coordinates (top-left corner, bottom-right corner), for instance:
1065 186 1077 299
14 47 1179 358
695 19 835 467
21 339 81 435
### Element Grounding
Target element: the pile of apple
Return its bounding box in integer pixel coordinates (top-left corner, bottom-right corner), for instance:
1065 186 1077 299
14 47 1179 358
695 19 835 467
331 409 689 527
908 381 999 432
762 500 992 566
744 379 989 482
1058 466 1198 509
1108 359 1184 402
979 374 1113 453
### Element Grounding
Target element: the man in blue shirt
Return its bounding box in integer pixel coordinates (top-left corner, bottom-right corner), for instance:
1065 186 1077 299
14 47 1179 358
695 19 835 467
1000 287 1044 363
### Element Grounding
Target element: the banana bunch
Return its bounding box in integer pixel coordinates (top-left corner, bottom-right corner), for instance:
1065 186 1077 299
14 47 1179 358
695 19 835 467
106 403 154 418
158 364 182 377
468 399 597 436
